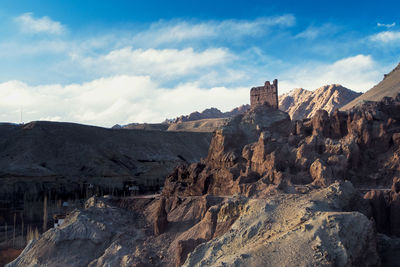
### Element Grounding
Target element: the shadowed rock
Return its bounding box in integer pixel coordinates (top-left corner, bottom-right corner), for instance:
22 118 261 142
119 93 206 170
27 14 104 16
154 197 168 236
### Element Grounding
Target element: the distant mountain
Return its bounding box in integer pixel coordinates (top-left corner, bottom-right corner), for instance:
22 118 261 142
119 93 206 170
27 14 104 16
167 118 229 132
279 84 362 121
112 105 251 133
341 62 400 110
169 105 250 124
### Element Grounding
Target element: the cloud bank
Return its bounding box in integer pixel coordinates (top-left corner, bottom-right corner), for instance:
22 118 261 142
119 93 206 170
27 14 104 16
79 47 234 78
279 55 382 92
14 12 65 35
0 76 248 126
133 15 296 45
0 13 395 126
370 31 400 43
0 54 383 127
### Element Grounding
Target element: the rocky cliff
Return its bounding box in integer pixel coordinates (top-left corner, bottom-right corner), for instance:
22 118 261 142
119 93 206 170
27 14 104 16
279 84 362 120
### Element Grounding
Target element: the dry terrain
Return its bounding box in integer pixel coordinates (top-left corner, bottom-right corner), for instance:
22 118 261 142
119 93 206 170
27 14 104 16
7 92 400 266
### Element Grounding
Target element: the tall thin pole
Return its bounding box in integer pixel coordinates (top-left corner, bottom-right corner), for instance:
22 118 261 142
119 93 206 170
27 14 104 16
13 213 16 247
43 194 48 232
21 212 24 247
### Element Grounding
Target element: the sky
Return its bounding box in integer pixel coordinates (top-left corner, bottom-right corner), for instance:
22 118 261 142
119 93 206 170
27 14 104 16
0 0 400 126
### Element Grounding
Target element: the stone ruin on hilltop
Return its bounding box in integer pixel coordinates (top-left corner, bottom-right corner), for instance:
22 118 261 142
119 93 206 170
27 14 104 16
250 79 278 108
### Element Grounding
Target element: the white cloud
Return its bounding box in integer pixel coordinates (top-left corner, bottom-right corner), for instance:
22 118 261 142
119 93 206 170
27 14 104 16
279 55 382 93
0 76 248 127
14 12 65 35
295 24 336 40
370 31 400 43
295 27 320 39
78 47 234 77
377 22 396 28
134 15 295 45
0 54 389 126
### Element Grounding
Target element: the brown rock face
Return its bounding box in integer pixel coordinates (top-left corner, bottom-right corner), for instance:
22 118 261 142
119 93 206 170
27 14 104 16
250 79 278 108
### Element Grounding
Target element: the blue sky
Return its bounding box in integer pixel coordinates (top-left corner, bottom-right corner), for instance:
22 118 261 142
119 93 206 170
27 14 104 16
0 0 400 126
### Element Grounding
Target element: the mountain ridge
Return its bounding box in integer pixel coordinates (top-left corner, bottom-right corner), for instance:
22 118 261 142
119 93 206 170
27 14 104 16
279 84 362 120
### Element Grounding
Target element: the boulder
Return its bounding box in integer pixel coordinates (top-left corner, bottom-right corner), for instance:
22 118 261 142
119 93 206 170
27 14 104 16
310 159 333 187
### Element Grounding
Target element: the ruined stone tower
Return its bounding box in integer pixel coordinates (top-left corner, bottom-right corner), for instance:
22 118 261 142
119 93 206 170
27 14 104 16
250 79 278 108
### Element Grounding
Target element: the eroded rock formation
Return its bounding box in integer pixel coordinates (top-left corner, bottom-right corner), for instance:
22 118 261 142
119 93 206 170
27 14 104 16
163 93 400 199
